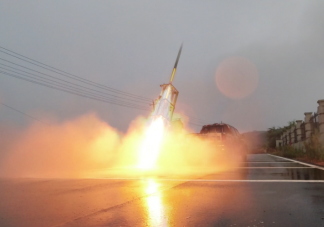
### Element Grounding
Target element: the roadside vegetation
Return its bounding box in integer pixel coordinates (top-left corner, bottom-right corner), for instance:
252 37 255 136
266 121 295 151
266 123 324 163
303 131 324 161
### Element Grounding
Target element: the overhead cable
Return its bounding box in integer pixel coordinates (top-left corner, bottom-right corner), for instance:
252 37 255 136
0 62 149 105
0 71 150 111
0 68 149 109
0 47 151 101
0 101 49 125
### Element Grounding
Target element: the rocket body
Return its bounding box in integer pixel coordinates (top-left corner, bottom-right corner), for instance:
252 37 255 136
151 83 178 126
150 45 182 127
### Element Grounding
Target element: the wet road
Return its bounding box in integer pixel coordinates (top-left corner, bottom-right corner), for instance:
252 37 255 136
1 154 324 227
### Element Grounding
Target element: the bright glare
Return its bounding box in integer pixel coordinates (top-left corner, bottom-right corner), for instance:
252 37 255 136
145 179 159 194
145 179 168 227
137 117 164 170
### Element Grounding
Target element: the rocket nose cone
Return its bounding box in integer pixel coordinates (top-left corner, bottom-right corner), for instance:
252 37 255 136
169 44 183 83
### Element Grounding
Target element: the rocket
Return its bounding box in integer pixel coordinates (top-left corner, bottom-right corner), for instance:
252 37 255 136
150 44 182 127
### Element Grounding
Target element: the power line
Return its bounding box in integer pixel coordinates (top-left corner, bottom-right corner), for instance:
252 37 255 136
0 47 152 101
0 69 149 109
0 71 150 111
0 101 49 125
0 62 149 105
0 48 152 101
0 58 150 105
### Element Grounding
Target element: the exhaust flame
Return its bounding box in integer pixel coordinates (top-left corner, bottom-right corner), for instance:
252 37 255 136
137 117 164 170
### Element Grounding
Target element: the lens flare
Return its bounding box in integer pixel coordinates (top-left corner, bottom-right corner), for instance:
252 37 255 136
215 56 259 99
137 117 164 170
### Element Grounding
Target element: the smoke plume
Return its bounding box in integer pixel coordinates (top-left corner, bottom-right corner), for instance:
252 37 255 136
0 112 242 178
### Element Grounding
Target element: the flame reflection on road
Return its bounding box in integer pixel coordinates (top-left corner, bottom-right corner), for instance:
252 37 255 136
145 179 168 227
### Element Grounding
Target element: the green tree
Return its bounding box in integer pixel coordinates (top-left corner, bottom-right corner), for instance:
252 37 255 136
267 121 296 149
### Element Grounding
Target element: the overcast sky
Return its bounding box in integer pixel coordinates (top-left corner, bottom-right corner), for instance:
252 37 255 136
0 0 324 133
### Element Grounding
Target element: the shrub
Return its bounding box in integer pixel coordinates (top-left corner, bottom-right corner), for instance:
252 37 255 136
279 146 304 159
304 131 324 161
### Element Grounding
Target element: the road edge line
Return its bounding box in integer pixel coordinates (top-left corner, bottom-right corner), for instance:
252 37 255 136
267 154 324 171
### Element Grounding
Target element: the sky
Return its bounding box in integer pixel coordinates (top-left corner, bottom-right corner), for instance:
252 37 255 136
0 0 324 133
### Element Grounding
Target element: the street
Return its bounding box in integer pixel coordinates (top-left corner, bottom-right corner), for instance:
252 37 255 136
1 154 324 227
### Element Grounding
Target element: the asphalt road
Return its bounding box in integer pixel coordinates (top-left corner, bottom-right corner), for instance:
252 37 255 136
1 154 324 227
